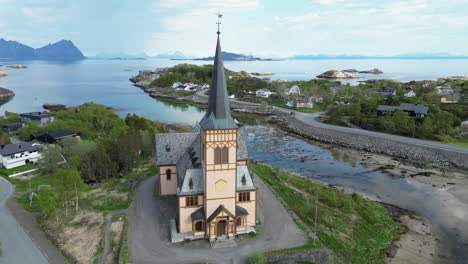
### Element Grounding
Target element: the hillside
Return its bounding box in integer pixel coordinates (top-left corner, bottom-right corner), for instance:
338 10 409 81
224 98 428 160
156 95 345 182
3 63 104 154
195 51 270 61
0 38 85 60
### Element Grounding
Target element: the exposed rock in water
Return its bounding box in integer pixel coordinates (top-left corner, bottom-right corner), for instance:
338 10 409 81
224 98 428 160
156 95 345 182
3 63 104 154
343 69 358 73
250 72 275 76
359 68 383 74
43 103 67 111
134 81 151 89
42 102 121 112
0 69 8 76
0 87 15 98
8 64 27 69
317 70 359 79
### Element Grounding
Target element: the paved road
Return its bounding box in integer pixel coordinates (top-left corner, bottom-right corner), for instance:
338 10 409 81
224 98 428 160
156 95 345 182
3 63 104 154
195 89 468 155
0 177 49 264
128 175 306 264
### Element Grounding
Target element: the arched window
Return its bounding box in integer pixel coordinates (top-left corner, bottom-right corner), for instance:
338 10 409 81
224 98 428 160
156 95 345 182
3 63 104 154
214 147 222 164
221 147 229 164
166 169 171 180
195 221 204 231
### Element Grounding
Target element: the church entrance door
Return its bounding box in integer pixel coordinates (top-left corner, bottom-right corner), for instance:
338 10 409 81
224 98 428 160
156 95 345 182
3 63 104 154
217 220 226 236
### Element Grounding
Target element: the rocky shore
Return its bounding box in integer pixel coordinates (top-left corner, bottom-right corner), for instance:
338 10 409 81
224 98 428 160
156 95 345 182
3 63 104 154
8 64 27 69
267 114 468 170
43 102 122 112
316 70 359 79
0 87 15 98
0 69 8 76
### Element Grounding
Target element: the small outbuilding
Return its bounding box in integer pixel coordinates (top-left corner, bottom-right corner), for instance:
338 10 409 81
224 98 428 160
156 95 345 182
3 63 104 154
2 122 23 133
31 129 77 144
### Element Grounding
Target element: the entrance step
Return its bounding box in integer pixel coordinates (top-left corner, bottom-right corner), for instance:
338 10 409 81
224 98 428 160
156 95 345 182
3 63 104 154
211 238 238 249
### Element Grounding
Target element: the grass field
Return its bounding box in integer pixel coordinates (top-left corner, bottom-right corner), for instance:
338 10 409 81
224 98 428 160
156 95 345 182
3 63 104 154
250 164 404 264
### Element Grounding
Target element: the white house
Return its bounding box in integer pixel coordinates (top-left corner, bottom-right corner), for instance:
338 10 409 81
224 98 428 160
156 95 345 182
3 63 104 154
404 90 416 97
308 95 324 103
20 112 54 127
286 85 301 95
256 88 274 98
172 82 183 89
0 142 42 169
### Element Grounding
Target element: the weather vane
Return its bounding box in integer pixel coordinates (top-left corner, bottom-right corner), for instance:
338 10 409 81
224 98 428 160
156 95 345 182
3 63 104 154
217 13 222 34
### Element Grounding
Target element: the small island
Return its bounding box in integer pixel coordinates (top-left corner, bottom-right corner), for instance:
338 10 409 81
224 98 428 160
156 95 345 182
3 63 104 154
8 64 28 69
250 71 275 76
343 69 359 73
0 69 8 76
359 68 383 74
317 70 359 79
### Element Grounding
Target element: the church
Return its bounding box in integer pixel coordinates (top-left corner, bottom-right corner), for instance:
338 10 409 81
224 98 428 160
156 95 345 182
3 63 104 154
155 29 257 242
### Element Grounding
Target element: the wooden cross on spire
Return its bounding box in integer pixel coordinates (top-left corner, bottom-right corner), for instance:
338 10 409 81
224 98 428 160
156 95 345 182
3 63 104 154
217 13 222 35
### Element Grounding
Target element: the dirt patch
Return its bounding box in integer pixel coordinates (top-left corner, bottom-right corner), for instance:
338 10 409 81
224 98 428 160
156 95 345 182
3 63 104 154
105 220 125 264
44 210 105 264
386 215 449 264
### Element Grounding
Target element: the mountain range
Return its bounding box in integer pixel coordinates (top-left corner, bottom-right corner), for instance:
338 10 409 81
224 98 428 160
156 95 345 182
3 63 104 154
0 38 85 60
193 51 272 61
289 53 468 60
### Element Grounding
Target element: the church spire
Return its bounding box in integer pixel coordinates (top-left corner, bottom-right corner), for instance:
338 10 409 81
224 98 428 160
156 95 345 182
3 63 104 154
199 15 237 130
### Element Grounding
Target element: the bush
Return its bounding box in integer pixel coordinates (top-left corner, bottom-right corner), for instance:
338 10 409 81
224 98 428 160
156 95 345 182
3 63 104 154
246 251 265 264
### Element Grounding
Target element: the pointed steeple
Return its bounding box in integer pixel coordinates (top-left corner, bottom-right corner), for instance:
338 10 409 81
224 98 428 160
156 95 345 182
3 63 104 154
199 31 237 130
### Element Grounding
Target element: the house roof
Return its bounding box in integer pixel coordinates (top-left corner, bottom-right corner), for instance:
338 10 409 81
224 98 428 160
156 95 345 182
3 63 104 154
2 122 22 128
237 165 256 191
377 103 428 115
20 112 54 118
36 129 76 140
199 34 237 130
237 128 248 161
0 142 41 156
207 205 235 223
191 207 205 221
256 88 270 93
236 205 249 217
178 169 204 196
155 132 198 165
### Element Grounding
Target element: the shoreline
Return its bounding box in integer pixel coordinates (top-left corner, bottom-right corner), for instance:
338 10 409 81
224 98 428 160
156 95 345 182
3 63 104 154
132 82 467 170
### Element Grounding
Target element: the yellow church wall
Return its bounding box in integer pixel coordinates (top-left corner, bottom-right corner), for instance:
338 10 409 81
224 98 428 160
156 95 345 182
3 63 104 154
237 191 257 226
159 165 177 196
178 195 204 233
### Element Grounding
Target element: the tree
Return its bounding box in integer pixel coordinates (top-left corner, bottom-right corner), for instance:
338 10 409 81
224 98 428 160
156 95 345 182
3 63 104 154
54 168 84 216
80 144 117 182
17 121 41 140
392 110 411 135
37 188 60 222
39 145 63 175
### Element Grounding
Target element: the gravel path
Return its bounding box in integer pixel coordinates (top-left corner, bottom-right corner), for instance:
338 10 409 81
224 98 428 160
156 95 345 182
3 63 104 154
99 209 128 264
0 177 49 264
128 175 307 264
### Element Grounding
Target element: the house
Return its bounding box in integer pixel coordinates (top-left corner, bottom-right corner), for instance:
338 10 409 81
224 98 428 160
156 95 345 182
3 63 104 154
255 88 274 98
404 86 416 97
286 98 313 108
31 129 77 144
20 112 55 127
155 33 256 243
2 122 23 133
286 85 301 95
436 83 453 95
377 103 429 117
308 95 324 103
422 80 433 88
441 93 460 103
381 86 396 99
172 82 183 89
0 142 42 169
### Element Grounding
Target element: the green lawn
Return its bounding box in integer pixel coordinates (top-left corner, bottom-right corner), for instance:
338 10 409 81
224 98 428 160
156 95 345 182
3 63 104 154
437 137 468 148
0 163 37 176
250 164 404 264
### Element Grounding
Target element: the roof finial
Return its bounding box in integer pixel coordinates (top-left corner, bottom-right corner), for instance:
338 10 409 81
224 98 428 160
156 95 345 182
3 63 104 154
217 13 222 35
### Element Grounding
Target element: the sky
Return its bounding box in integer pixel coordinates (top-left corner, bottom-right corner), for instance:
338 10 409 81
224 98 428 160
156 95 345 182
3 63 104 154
1 0 467 58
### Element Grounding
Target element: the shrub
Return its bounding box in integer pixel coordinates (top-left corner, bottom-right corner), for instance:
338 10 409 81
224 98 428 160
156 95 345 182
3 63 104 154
246 251 265 264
